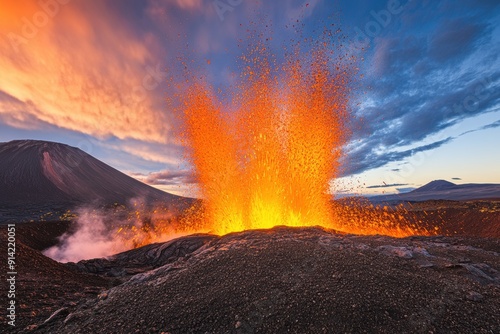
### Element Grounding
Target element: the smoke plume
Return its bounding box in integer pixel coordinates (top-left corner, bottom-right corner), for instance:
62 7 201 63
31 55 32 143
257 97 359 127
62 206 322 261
43 201 188 263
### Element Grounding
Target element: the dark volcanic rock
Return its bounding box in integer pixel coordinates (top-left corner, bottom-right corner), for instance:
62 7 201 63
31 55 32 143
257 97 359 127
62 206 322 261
68 234 217 278
5 221 73 251
0 140 184 205
29 226 499 334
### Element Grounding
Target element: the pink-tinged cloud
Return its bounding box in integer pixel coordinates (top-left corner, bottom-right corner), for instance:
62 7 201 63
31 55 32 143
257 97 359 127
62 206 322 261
0 91 48 130
0 0 171 144
134 169 197 186
130 169 199 197
99 140 186 165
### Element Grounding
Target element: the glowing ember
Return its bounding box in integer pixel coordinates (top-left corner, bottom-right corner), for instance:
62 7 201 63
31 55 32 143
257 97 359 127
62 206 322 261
170 30 434 238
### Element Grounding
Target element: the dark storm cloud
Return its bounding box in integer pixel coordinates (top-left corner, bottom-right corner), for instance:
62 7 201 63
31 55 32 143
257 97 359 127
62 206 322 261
479 119 500 130
344 137 455 176
345 0 500 176
135 170 197 186
394 73 500 144
429 19 487 63
366 183 409 189
396 187 416 193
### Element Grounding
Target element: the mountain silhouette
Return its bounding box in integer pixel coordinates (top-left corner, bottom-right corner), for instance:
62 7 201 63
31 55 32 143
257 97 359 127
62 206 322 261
0 140 183 205
371 179 500 202
412 180 456 192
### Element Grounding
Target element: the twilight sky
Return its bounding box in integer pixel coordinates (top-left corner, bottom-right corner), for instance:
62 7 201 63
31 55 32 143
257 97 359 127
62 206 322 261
1 0 499 197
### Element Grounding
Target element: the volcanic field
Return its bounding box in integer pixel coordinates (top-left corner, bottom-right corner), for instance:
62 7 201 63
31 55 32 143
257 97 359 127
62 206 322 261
1 224 499 333
1 140 499 333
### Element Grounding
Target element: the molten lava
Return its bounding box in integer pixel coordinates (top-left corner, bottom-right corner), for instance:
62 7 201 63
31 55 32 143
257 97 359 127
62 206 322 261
172 35 434 238
178 45 346 235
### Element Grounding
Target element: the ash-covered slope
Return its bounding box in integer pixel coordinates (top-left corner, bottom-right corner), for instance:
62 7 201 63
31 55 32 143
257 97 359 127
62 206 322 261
30 227 499 334
0 235 112 333
0 140 183 205
372 179 500 202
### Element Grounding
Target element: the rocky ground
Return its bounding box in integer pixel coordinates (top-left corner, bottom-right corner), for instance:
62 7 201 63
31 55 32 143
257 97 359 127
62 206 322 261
1 223 499 334
0 231 115 333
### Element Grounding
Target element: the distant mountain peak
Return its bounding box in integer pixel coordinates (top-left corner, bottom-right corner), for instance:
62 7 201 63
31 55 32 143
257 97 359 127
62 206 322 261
428 179 455 185
370 179 500 202
413 180 456 193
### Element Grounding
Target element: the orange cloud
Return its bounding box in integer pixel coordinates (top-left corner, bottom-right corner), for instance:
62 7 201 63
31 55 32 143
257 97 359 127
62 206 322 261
129 169 200 197
100 140 185 165
0 0 172 144
0 1 39 30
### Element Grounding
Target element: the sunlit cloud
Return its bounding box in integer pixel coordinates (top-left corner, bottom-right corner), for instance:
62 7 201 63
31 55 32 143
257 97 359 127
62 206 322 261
132 169 197 186
0 0 171 144
0 91 48 130
130 168 199 198
100 140 186 166
1 0 499 196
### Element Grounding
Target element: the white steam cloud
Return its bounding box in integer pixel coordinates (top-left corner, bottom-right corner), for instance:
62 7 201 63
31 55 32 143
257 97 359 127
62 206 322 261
43 201 187 263
43 208 130 263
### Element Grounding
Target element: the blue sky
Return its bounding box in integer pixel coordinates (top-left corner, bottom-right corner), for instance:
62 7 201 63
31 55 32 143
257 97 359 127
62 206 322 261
0 0 499 196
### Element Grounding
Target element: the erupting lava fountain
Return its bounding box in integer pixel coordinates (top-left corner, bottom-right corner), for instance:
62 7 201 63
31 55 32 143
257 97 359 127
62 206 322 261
165 28 435 238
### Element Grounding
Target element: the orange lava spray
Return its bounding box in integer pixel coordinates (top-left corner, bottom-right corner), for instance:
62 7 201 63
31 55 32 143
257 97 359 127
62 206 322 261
168 28 434 238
